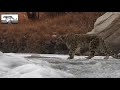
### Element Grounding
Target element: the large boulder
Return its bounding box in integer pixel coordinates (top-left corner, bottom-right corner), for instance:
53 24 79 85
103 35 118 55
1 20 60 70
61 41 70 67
87 12 120 53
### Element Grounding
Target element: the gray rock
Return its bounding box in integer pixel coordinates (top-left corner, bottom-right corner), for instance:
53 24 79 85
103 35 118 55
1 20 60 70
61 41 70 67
87 12 120 53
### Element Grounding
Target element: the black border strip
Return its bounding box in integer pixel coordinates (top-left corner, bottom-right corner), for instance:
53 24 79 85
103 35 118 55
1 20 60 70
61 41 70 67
0 1 120 12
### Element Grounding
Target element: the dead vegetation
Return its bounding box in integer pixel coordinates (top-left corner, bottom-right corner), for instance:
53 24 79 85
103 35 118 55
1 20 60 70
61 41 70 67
0 12 105 53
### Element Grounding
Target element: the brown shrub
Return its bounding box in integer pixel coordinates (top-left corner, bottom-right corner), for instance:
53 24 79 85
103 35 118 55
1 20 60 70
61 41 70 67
0 12 105 53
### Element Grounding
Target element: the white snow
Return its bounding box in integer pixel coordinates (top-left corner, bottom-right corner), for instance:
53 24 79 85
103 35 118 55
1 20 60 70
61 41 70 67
0 52 120 78
0 53 74 78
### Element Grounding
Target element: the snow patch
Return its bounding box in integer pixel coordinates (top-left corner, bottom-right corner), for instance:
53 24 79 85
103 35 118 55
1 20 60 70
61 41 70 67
0 64 74 78
0 51 3 56
1 53 120 78
0 53 74 78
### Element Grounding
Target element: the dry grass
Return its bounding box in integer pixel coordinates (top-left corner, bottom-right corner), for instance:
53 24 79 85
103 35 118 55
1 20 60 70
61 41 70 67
0 12 105 53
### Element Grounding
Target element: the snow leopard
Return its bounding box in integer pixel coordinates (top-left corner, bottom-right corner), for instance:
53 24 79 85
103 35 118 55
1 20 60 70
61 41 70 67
56 33 120 59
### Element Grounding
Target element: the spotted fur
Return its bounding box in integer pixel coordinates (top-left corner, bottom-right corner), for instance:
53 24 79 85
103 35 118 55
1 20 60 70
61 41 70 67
56 33 120 59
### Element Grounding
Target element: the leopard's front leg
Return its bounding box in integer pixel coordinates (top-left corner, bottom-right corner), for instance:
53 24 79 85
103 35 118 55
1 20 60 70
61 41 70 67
86 50 95 59
68 47 76 59
86 40 97 59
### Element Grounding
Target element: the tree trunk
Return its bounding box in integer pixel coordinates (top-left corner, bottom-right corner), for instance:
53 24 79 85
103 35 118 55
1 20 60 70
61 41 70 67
26 12 39 20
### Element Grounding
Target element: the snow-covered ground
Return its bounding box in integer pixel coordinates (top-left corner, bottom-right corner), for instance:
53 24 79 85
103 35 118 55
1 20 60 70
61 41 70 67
0 51 120 78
